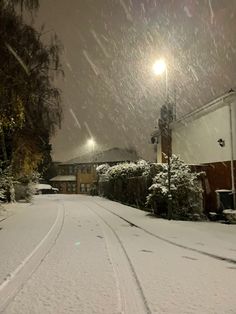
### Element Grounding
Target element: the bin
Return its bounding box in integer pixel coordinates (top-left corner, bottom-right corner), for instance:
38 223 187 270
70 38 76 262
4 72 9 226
215 189 234 211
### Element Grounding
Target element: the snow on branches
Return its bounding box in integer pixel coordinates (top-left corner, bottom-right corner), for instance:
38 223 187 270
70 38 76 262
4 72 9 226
147 155 204 220
97 160 151 181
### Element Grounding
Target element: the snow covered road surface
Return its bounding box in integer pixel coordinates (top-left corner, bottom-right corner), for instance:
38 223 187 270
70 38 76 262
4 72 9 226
0 197 63 312
2 197 118 314
0 197 59 285
1 195 236 313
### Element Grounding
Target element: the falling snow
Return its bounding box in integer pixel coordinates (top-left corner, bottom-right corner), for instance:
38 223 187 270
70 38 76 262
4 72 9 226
183 6 192 18
208 0 214 25
83 50 99 76
69 109 82 129
119 0 133 22
32 1 236 162
91 29 110 58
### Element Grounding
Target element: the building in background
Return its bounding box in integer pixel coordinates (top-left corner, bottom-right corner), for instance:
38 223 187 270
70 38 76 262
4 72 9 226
50 147 139 194
151 91 236 211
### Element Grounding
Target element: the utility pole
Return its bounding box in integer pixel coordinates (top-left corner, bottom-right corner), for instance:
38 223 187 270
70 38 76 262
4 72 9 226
152 58 174 219
159 102 173 219
166 102 173 220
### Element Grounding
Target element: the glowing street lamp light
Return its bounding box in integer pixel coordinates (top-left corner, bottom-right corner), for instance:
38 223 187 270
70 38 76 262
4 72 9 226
152 58 168 99
87 138 95 147
87 138 96 164
152 58 166 76
87 138 95 154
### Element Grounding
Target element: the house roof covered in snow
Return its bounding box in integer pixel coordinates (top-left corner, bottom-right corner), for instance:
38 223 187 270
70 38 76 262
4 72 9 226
50 175 76 182
60 147 139 165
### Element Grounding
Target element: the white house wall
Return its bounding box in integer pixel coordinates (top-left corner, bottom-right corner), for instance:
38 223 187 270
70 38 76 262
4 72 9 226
172 104 234 164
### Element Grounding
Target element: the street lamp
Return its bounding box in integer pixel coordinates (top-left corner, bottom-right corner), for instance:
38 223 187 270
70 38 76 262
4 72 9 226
87 138 95 148
87 138 95 155
152 58 172 220
152 59 168 99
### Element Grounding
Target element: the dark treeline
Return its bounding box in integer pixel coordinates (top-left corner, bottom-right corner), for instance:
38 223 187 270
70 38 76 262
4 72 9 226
0 0 62 180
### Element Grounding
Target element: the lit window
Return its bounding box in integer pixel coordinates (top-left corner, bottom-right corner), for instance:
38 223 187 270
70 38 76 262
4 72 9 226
80 183 85 193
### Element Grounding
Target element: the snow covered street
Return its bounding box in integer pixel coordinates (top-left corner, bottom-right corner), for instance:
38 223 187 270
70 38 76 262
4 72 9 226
0 195 236 313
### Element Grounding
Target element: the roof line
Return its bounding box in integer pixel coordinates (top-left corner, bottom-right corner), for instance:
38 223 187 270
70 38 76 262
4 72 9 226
173 91 236 126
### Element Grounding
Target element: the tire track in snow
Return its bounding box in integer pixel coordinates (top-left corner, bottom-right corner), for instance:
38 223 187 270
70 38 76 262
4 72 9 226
0 202 65 313
83 202 151 314
93 199 236 265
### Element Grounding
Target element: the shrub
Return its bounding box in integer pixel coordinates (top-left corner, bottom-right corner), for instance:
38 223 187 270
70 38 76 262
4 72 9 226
19 172 40 202
146 155 204 220
96 164 110 176
25 182 35 203
0 166 17 202
106 160 150 181
96 160 151 205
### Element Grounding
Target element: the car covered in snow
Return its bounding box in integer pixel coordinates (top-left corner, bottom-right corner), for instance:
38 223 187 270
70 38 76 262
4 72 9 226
34 184 59 195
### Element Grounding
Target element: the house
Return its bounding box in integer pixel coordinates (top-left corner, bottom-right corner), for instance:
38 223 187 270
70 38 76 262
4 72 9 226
50 147 139 194
151 91 236 211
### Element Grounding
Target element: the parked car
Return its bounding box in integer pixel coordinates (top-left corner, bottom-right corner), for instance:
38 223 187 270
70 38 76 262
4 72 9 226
34 184 59 195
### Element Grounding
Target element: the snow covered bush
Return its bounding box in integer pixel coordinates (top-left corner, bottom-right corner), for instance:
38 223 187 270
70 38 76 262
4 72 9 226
25 182 35 202
0 166 16 202
19 172 40 202
97 160 151 206
147 155 204 220
106 160 150 181
96 163 110 176
0 186 5 201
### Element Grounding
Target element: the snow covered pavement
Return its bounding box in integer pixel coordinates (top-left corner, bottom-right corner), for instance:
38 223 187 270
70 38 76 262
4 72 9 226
94 197 236 262
1 195 236 313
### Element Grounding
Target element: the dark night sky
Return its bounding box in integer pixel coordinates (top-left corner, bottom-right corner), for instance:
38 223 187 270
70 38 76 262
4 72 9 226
34 0 236 161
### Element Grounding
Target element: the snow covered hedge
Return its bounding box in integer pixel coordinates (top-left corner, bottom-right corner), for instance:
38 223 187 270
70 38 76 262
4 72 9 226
106 160 151 180
96 160 152 206
97 156 204 220
146 155 204 220
96 160 152 181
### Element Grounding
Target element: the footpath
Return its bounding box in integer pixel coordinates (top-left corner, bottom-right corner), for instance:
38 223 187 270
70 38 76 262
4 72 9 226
95 197 236 263
0 203 17 222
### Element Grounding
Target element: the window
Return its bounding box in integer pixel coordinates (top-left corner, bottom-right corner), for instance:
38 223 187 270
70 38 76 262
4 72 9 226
68 165 77 175
80 183 85 193
72 183 76 192
86 183 91 192
60 168 65 175
79 165 92 174
67 182 76 193
80 166 86 174
80 183 90 193
67 183 71 192
69 166 73 175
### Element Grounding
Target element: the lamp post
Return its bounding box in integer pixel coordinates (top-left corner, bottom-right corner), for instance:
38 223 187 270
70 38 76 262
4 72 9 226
152 58 172 219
